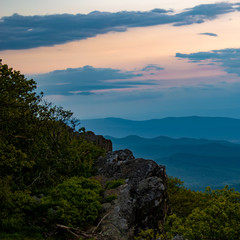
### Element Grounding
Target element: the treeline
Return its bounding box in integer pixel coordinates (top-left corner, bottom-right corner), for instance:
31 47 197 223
166 177 240 239
0 60 105 239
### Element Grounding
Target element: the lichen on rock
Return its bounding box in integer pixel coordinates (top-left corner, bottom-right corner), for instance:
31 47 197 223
94 149 168 240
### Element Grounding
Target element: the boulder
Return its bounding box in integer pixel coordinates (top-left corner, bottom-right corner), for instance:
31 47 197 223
94 149 168 240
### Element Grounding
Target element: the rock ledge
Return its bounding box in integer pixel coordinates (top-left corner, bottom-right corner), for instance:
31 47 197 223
94 149 168 240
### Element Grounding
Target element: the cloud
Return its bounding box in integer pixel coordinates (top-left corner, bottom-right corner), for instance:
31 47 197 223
172 2 235 26
199 32 218 37
141 64 164 72
176 48 240 77
30 65 159 95
0 2 239 50
44 79 240 120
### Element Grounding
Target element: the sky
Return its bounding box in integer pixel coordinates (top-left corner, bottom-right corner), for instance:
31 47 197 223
1 0 240 120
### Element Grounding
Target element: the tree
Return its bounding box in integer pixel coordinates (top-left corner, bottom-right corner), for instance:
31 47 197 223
0 60 40 178
0 60 104 189
164 181 240 240
0 61 105 235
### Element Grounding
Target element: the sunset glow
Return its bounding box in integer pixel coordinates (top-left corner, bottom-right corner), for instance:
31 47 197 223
1 1 240 119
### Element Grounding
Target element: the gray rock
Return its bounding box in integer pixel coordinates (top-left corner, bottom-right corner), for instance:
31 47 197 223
83 131 112 152
95 149 168 240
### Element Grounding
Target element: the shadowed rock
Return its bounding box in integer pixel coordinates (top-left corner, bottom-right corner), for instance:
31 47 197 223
94 149 168 240
83 131 112 152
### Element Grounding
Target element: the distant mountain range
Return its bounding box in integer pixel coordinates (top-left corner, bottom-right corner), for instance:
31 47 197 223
107 135 240 190
81 116 240 141
81 116 240 190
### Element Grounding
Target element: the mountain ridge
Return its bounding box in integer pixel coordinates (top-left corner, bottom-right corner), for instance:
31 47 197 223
106 134 240 190
81 116 240 141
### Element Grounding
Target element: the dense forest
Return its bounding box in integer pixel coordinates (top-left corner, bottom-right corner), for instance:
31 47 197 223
1 60 240 240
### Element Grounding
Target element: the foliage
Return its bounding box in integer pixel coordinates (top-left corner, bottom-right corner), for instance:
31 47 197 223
44 176 102 228
0 60 38 180
0 176 38 232
137 177 240 240
0 60 104 188
0 60 105 237
134 229 155 240
103 194 118 203
179 187 240 240
0 232 47 240
163 179 240 239
105 179 125 190
166 176 210 219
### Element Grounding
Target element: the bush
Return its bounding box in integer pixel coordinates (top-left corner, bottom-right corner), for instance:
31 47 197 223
0 181 36 232
44 176 102 228
105 179 125 190
103 194 118 203
163 180 240 240
135 178 240 240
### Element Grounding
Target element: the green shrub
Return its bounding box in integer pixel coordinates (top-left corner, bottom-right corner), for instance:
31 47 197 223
103 194 118 203
45 176 102 228
135 178 240 240
0 232 44 240
105 179 125 190
0 185 36 231
162 179 240 240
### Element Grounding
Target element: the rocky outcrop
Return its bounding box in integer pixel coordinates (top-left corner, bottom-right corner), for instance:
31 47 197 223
83 131 112 152
94 149 168 240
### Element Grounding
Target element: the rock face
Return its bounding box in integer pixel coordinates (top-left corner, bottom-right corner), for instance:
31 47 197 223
83 131 112 152
94 149 168 240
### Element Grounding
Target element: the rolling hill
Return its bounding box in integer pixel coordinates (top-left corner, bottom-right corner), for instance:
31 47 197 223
107 135 240 190
81 116 240 141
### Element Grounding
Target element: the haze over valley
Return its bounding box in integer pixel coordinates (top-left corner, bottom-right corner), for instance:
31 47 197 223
81 116 240 190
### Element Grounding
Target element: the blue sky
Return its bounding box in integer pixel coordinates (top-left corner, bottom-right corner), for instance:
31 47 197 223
1 0 240 119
